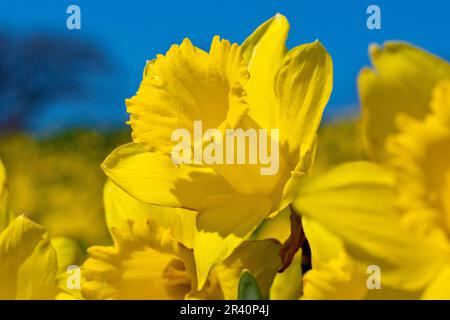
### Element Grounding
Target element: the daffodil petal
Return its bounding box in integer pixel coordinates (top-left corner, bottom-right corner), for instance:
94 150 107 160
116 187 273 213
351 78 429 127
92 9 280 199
365 286 423 300
270 247 302 300
421 264 450 300
215 240 281 300
277 170 305 213
303 215 343 265
293 161 445 290
0 158 14 233
103 179 197 249
241 13 289 129
358 42 450 161
102 142 234 210
251 206 291 243
301 256 366 300
0 215 58 299
51 237 84 299
301 215 367 300
275 41 333 167
194 194 272 289
431 79 450 125
51 237 84 273
55 291 79 300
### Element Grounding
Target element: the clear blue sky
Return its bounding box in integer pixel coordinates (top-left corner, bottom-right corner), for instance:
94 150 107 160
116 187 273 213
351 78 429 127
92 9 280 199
1 0 449 133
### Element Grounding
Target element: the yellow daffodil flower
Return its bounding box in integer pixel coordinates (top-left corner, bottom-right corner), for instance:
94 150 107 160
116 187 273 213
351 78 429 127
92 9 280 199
291 42 449 299
359 42 450 163
359 42 450 299
0 160 78 300
81 180 281 300
292 162 444 299
0 214 59 299
81 219 281 300
102 13 333 290
386 80 450 298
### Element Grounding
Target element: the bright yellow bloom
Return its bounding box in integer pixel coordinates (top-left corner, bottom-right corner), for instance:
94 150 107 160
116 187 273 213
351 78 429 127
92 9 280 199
359 42 450 298
387 80 450 298
81 219 281 300
102 13 333 289
359 42 450 162
291 42 450 299
82 181 281 300
292 162 444 298
0 214 59 299
0 159 79 300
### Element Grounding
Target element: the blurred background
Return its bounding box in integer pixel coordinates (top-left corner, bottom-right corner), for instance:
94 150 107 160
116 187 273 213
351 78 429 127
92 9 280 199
0 0 448 249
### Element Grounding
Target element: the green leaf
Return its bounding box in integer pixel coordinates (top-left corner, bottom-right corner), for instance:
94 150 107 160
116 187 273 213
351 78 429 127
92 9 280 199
238 270 263 300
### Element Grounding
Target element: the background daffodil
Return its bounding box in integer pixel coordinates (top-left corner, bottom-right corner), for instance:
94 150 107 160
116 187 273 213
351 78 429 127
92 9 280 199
359 42 450 162
102 13 333 289
0 214 60 299
292 162 440 298
359 42 450 298
0 160 81 300
290 42 450 299
1 159 60 299
387 80 450 298
82 181 282 300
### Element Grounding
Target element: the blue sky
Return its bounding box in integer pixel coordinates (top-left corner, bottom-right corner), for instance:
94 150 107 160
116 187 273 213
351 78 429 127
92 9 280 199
1 0 449 133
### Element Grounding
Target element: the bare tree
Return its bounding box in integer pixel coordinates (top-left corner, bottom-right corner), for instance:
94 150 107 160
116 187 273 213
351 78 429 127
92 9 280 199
0 32 109 134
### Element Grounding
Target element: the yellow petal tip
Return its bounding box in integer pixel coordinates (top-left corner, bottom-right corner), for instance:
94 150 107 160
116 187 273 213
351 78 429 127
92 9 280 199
368 43 381 57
